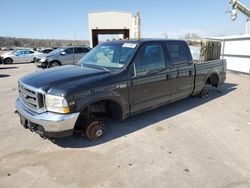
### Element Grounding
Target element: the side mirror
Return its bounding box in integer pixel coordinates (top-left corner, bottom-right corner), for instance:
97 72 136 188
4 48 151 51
130 63 137 78
60 51 66 56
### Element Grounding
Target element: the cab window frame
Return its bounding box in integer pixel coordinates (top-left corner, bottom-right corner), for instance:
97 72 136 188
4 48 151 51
64 48 74 55
133 42 167 77
166 41 191 66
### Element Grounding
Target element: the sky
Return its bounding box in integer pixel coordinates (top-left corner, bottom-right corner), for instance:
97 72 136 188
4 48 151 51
0 0 250 40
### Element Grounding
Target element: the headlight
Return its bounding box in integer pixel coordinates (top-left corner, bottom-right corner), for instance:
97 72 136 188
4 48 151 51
40 58 46 62
45 94 70 113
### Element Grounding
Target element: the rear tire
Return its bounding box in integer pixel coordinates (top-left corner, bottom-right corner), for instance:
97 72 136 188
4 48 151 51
4 58 13 64
48 61 60 68
199 86 210 98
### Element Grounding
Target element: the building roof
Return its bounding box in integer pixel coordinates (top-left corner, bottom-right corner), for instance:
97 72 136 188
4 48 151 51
89 10 132 15
212 34 250 40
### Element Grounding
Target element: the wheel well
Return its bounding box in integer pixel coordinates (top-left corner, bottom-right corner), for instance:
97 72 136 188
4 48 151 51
50 60 61 65
74 100 122 130
206 74 219 87
4 57 13 63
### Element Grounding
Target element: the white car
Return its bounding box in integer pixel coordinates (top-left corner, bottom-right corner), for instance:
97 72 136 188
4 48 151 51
33 48 54 63
0 49 42 64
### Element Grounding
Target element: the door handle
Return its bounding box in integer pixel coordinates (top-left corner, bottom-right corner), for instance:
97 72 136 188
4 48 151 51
189 70 193 76
166 74 169 80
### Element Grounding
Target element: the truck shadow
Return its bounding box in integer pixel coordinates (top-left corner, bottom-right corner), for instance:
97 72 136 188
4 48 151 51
15 62 34 65
0 66 18 70
55 83 237 148
0 74 10 78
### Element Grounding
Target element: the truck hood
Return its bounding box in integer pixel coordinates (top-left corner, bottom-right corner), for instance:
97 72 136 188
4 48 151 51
20 65 109 94
1 53 13 58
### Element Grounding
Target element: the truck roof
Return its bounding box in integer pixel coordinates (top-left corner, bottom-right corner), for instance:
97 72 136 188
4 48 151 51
102 38 186 45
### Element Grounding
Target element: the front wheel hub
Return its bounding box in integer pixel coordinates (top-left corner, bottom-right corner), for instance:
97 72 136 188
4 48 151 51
85 121 105 140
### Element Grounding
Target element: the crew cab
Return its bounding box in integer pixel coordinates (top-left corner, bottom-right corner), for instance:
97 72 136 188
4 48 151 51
15 39 226 140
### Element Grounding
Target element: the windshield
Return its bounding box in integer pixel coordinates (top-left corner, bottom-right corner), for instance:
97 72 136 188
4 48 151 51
11 49 20 54
48 47 64 55
79 42 138 69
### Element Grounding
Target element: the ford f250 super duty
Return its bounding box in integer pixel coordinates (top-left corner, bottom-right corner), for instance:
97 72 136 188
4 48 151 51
15 39 226 140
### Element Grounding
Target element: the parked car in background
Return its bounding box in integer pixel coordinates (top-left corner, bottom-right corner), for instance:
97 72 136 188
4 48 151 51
33 48 54 63
0 49 41 64
40 48 54 54
36 46 91 68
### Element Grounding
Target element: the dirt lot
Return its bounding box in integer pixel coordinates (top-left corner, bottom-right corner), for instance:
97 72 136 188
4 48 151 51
0 63 250 188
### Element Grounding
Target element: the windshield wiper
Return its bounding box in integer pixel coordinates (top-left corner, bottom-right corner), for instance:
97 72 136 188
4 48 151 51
81 64 110 72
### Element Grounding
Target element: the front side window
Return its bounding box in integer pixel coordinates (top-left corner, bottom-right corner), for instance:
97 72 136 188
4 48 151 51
15 50 26 56
166 42 188 65
50 48 64 55
79 42 137 69
15 50 22 56
134 44 165 76
64 48 74 55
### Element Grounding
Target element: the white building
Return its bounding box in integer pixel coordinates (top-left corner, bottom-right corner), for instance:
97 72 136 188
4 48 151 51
214 34 250 74
88 11 141 47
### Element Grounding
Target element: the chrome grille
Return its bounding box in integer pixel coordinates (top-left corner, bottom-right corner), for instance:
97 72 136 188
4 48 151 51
18 82 45 112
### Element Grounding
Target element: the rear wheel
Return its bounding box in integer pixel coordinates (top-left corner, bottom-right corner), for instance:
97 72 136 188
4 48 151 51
4 58 13 64
199 86 210 98
84 121 105 140
48 61 60 68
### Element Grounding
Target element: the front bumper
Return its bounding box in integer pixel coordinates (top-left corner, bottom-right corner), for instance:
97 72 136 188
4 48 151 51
36 60 48 68
16 97 79 138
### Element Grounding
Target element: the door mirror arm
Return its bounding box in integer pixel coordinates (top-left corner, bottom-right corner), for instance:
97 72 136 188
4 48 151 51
60 51 66 56
129 63 137 78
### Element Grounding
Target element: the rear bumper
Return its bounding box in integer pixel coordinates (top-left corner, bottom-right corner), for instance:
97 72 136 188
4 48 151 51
219 72 226 85
16 97 79 138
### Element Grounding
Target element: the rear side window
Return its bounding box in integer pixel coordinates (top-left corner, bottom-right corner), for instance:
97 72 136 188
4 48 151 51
24 51 32 54
166 42 188 65
64 48 74 54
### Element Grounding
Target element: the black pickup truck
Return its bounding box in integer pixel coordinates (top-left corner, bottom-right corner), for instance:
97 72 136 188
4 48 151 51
16 39 226 139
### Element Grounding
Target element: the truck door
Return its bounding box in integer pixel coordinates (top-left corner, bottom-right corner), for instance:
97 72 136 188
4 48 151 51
60 48 74 65
129 43 171 113
165 41 194 101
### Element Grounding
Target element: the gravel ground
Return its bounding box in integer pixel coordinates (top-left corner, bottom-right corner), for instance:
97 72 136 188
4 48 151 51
0 63 250 188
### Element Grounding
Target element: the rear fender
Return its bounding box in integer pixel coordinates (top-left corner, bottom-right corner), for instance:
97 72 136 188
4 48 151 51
204 69 220 86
